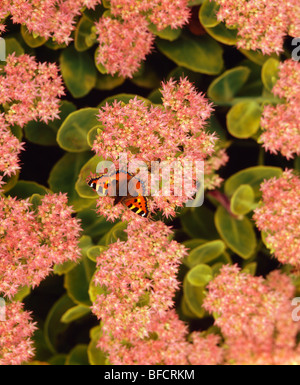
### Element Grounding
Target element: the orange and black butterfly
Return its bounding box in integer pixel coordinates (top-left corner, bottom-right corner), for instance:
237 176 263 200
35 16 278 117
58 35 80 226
87 170 150 218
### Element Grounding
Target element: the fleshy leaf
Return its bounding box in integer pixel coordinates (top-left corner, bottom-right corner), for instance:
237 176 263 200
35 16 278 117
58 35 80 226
226 101 262 138
187 240 226 267
57 108 99 152
156 33 224 75
215 206 257 259
230 184 255 216
208 66 250 102
60 46 97 98
225 166 283 198
261 58 280 93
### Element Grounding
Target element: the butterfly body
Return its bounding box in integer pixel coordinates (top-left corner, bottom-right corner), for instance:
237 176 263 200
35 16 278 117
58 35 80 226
87 170 149 218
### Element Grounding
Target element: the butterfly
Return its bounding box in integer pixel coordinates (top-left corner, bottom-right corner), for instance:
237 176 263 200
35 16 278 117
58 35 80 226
87 170 150 218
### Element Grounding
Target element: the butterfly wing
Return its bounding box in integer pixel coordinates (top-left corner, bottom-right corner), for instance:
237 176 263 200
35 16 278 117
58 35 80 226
87 174 113 196
122 196 149 218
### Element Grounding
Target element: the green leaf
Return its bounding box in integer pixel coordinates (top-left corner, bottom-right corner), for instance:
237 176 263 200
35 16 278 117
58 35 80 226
88 272 106 303
5 37 25 56
75 155 103 199
24 101 76 146
167 66 202 86
227 101 262 139
215 206 257 259
180 206 218 240
199 0 220 28
64 254 96 307
187 240 226 267
87 245 107 262
98 94 152 108
61 305 91 324
148 23 181 41
87 325 108 365
156 33 224 75
225 166 283 198
48 355 67 365
131 62 160 89
242 262 257 275
183 265 213 318
183 239 206 251
1 172 19 193
239 49 279 66
187 264 213 287
295 157 300 171
75 16 97 52
57 108 99 152
202 22 238 46
95 73 125 91
208 66 250 103
44 295 75 354
87 126 100 148
230 184 255 216
12 285 31 302
60 46 97 98
77 206 116 241
21 25 46 48
53 260 77 276
101 221 128 246
188 0 204 5
66 345 89 365
48 151 95 211
6 181 50 199
261 58 280 93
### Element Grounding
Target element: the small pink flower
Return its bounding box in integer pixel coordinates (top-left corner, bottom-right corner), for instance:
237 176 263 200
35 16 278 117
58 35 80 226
4 0 101 44
260 60 300 159
214 0 299 55
0 114 24 177
0 54 65 127
253 170 300 270
0 193 82 298
93 78 219 219
204 265 300 364
0 301 36 365
95 16 154 78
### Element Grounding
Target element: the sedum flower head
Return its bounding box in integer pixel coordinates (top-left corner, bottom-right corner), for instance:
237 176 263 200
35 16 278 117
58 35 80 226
92 219 223 365
253 170 300 270
214 0 300 55
204 264 300 365
2 0 101 44
0 114 24 178
95 0 190 77
0 301 36 365
0 193 82 298
109 0 190 31
93 78 219 219
92 220 186 344
0 54 65 127
95 16 154 79
260 59 300 159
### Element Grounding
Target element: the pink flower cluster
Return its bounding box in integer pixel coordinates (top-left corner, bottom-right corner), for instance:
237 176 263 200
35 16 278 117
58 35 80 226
95 0 190 77
260 59 300 159
0 54 65 128
93 78 223 219
214 0 300 55
0 301 36 365
253 170 300 270
0 0 101 44
92 220 223 365
95 16 155 79
0 193 82 298
0 114 24 178
204 264 300 365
